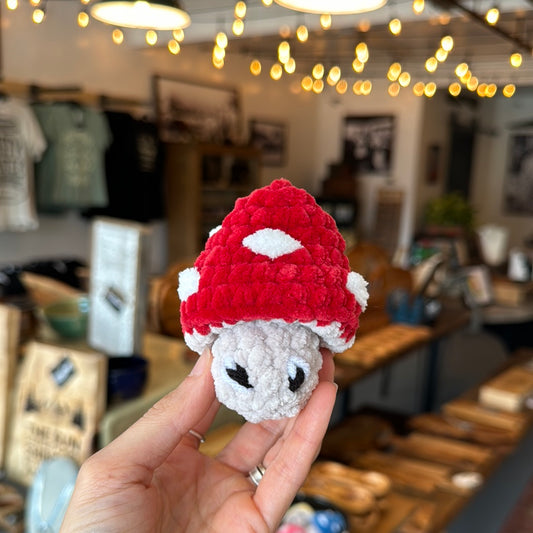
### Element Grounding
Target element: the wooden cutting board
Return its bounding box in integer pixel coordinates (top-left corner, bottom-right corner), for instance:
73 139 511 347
408 412 518 447
391 432 496 471
442 398 529 435
353 450 478 497
336 323 432 368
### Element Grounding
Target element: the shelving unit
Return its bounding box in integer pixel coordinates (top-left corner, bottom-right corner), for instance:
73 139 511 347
163 142 261 262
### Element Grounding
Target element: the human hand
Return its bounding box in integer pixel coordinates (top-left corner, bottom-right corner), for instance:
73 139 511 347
60 347 337 532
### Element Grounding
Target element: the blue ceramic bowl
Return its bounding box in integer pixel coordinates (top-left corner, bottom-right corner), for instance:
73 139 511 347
107 355 148 404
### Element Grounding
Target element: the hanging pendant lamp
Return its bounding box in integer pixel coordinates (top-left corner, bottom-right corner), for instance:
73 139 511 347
274 0 387 15
90 0 191 30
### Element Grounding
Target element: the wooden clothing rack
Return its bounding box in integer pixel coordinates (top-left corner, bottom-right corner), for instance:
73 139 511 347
0 78 151 115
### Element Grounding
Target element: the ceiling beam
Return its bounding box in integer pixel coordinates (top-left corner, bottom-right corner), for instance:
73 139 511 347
436 0 532 54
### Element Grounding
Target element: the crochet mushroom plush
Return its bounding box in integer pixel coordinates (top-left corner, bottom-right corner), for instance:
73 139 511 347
178 179 368 423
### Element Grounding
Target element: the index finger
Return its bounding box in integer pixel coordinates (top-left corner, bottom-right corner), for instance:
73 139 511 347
253 379 337 529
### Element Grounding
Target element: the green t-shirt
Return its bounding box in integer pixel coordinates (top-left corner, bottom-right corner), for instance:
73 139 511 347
33 103 112 209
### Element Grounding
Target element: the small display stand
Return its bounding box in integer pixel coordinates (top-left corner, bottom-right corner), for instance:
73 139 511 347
88 217 151 356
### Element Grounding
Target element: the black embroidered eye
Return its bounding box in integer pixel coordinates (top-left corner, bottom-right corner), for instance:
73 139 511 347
226 363 253 389
288 366 305 392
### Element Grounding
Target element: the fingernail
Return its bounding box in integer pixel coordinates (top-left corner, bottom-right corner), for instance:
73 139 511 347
189 349 210 377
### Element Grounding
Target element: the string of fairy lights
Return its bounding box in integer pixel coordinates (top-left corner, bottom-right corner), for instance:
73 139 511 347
4 0 530 98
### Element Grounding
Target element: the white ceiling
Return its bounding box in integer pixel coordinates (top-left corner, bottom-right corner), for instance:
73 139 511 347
170 0 533 85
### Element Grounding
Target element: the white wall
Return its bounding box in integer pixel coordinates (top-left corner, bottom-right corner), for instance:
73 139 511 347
471 87 533 249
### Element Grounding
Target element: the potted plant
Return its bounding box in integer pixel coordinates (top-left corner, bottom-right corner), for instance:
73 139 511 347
423 192 475 236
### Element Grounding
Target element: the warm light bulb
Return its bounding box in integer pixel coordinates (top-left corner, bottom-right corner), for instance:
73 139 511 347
455 62 468 77
262 0 272 5
466 76 479 91
510 52 522 68
352 80 363 95
168 39 180 54
336 79 348 94
399 71 411 87
355 42 369 63
358 19 371 32
327 66 341 85
503 84 516 97
424 82 437 97
278 41 290 63
112 28 124 44
312 63 324 79
435 48 448 62
250 59 262 76
213 56 224 69
32 8 45 23
312 79 324 94
270 63 283 80
279 24 291 38
361 80 372 95
449 82 461 96
460 70 472 84
284 57 296 73
234 1 246 19
388 82 400 97
486 83 497 97
352 58 365 73
232 18 244 36
387 62 402 81
296 25 308 42
485 8 499 25
30 0 40 6
412 0 424 15
77 11 89 27
477 83 487 97
301 75 313 91
213 45 226 61
425 57 438 73
173 28 185 42
441 35 454 52
320 14 331 30
145 30 158 45
6 0 18 10
389 18 402 36
216 32 228 48
413 82 425 96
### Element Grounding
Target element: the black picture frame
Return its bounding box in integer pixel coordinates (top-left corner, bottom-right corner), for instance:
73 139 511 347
153 75 241 145
503 130 533 215
342 115 394 174
249 119 287 167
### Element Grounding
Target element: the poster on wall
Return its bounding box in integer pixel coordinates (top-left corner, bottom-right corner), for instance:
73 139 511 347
504 131 533 215
153 75 241 145
342 115 394 175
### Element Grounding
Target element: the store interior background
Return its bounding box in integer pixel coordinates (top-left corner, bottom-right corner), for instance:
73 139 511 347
1 0 533 274
1 2 533 531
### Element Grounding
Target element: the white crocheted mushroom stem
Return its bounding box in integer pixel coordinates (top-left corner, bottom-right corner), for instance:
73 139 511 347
183 318 356 356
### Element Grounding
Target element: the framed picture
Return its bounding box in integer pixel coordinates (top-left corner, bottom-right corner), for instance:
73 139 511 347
249 119 287 167
462 265 493 307
342 115 394 174
503 130 533 215
153 75 241 145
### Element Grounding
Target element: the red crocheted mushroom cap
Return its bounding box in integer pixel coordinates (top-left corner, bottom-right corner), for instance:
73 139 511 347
179 179 366 354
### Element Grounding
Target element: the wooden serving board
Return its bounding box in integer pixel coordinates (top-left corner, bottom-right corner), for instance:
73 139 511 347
442 398 529 435
337 324 432 368
391 432 496 471
408 412 518 447
353 450 475 497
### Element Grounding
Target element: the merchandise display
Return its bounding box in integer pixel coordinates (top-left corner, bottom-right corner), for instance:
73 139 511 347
179 178 368 422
